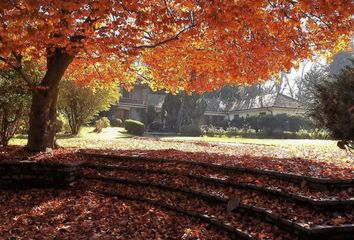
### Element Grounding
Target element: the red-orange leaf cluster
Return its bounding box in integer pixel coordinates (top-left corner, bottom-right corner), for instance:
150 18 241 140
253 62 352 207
0 0 353 92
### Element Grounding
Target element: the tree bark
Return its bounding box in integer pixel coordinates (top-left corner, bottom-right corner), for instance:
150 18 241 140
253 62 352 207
27 48 74 151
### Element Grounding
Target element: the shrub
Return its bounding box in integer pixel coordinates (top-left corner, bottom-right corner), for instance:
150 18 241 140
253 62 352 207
124 119 145 135
201 125 226 137
219 119 230 130
225 127 239 137
149 121 164 132
309 62 354 149
110 118 122 127
56 114 70 133
59 79 120 135
214 127 226 137
94 117 111 133
287 115 314 131
0 70 31 146
180 124 202 136
296 128 330 140
205 125 216 137
238 128 258 138
242 114 315 134
230 117 245 128
243 116 261 132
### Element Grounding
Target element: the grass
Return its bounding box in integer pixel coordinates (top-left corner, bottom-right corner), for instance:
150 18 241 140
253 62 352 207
12 127 337 148
9 127 353 165
10 127 132 147
162 136 337 147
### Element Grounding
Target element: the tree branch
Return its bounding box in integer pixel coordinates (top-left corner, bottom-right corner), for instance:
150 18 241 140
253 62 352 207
0 55 34 89
133 23 196 49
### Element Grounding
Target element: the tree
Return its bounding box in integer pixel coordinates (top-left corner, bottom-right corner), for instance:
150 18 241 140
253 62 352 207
162 92 206 131
310 61 354 150
161 93 182 131
0 1 352 151
204 85 242 101
58 80 120 135
298 66 329 105
0 70 31 146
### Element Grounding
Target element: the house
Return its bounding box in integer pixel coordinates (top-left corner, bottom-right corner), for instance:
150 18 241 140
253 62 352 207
111 85 150 122
196 93 306 126
111 85 306 127
203 98 228 126
226 93 306 121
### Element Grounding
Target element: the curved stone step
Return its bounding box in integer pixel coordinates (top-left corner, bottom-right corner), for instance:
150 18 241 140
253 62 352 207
83 163 354 210
89 188 253 239
84 176 354 240
78 151 354 190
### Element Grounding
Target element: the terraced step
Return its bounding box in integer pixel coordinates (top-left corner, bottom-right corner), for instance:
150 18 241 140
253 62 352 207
81 178 295 240
82 171 354 239
78 150 354 240
82 175 354 240
78 151 354 190
94 189 250 240
83 163 354 210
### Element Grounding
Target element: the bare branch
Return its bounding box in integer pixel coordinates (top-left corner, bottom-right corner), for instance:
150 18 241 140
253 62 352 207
133 23 196 49
0 55 34 89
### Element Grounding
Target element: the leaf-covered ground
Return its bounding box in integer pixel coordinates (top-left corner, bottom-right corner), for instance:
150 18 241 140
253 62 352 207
0 189 234 240
2 134 354 239
10 127 354 166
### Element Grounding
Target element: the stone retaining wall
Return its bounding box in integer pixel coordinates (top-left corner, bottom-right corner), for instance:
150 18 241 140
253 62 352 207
0 161 84 188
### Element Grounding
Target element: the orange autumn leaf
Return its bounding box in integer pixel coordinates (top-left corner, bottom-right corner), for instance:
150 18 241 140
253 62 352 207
0 0 352 92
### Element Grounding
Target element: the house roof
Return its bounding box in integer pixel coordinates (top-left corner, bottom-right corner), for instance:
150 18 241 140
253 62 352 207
204 93 304 113
147 92 304 113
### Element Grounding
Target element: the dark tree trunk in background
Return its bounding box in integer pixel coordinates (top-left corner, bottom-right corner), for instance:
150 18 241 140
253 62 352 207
27 48 74 151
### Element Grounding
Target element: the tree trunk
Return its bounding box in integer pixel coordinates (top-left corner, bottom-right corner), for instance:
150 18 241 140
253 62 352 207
27 48 74 151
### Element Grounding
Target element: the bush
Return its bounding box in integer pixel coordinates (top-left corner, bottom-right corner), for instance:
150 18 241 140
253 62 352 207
149 121 164 132
0 70 31 146
204 125 216 137
59 79 120 135
238 128 258 138
202 125 225 137
202 124 329 139
230 117 245 129
310 62 354 149
287 115 314 131
242 114 315 134
94 117 111 133
219 119 230 130
56 114 70 133
180 124 202 136
225 127 239 137
110 118 122 127
124 119 145 135
296 128 330 140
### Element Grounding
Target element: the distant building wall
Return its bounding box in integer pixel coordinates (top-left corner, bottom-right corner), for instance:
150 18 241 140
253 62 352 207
228 107 306 120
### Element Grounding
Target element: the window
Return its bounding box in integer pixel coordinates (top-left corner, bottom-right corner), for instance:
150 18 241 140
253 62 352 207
259 112 266 116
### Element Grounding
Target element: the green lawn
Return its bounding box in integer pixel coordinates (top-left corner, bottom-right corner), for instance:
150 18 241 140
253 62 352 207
10 127 131 147
12 127 337 148
10 127 352 165
162 135 337 148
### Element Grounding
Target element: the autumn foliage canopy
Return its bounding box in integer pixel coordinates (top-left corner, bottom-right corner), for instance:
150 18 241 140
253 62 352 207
0 0 353 92
0 0 353 151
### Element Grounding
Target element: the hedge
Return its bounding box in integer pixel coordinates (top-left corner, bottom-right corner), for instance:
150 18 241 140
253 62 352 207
124 119 145 135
